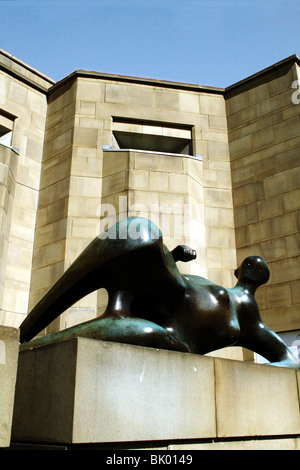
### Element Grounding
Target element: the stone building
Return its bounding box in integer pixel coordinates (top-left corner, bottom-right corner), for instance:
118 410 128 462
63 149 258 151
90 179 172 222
0 49 299 361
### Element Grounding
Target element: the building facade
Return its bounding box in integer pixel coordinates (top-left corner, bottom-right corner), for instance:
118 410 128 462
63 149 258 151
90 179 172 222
0 49 299 361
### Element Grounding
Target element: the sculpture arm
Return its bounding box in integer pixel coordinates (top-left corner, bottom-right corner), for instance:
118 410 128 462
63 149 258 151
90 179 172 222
171 245 197 263
238 321 299 369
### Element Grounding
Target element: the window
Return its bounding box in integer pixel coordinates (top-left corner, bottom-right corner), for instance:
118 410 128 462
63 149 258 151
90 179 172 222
111 117 193 155
0 110 15 148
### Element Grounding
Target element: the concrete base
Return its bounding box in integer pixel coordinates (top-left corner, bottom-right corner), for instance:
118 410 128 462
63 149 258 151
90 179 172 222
0 326 19 448
11 338 300 448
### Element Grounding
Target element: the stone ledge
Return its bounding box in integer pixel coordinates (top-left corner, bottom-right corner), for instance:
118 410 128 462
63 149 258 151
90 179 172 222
103 147 204 161
11 338 300 445
9 435 300 451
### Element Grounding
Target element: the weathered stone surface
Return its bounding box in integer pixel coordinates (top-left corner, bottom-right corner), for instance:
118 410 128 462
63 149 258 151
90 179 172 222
11 339 300 445
0 326 19 447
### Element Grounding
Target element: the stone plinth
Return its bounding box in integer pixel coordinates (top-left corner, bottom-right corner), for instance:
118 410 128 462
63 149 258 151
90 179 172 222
0 326 19 447
11 338 300 447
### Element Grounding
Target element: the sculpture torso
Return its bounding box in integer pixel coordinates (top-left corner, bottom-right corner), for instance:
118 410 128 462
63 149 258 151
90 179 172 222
163 275 241 354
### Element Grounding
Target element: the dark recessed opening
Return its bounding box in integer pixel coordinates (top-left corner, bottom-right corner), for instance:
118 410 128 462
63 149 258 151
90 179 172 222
112 117 193 155
113 131 193 155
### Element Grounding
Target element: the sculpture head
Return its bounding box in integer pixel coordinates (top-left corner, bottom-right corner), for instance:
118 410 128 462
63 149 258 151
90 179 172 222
234 256 270 287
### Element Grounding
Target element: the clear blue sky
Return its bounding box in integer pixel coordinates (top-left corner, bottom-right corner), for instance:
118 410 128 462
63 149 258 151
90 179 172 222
1 0 299 88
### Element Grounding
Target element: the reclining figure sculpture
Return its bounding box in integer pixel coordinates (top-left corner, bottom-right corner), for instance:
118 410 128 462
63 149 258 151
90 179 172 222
20 217 299 369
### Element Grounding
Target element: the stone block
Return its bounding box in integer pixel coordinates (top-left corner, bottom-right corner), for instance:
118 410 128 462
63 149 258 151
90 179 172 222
159 192 184 209
70 175 101 198
276 147 300 173
269 213 296 238
271 256 300 283
168 173 189 195
134 153 158 171
102 151 130 177
179 92 200 113
266 282 292 309
76 79 104 102
70 217 99 240
154 89 180 111
40 158 71 189
222 248 237 269
235 225 249 247
200 94 226 116
132 190 160 208
252 127 274 152
194 139 208 158
254 156 278 181
274 116 300 144
149 171 168 192
226 92 249 115
245 180 265 203
261 304 300 333
158 154 183 173
268 71 293 95
264 172 291 198
261 237 287 262
183 158 203 183
204 188 233 208
79 101 96 116
129 169 150 191
259 110 284 128
247 83 269 105
215 358 300 438
291 280 300 304
10 338 300 446
127 85 154 108
73 127 98 148
12 339 216 444
1 285 29 317
39 176 70 208
202 129 228 144
206 227 235 249
282 188 300 213
231 164 255 187
208 140 229 161
71 155 102 178
0 326 19 447
208 115 227 131
30 261 65 292
291 167 300 189
258 195 282 220
52 129 73 155
248 220 270 244
188 177 203 200
34 219 69 249
105 83 127 104
206 247 222 268
244 202 259 224
102 172 127 197
36 198 69 228
8 81 27 106
218 207 234 228
286 233 300 257
32 239 65 270
256 95 281 116
229 134 252 160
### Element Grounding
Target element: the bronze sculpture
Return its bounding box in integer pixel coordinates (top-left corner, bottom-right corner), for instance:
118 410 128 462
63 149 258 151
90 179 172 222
20 217 299 369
